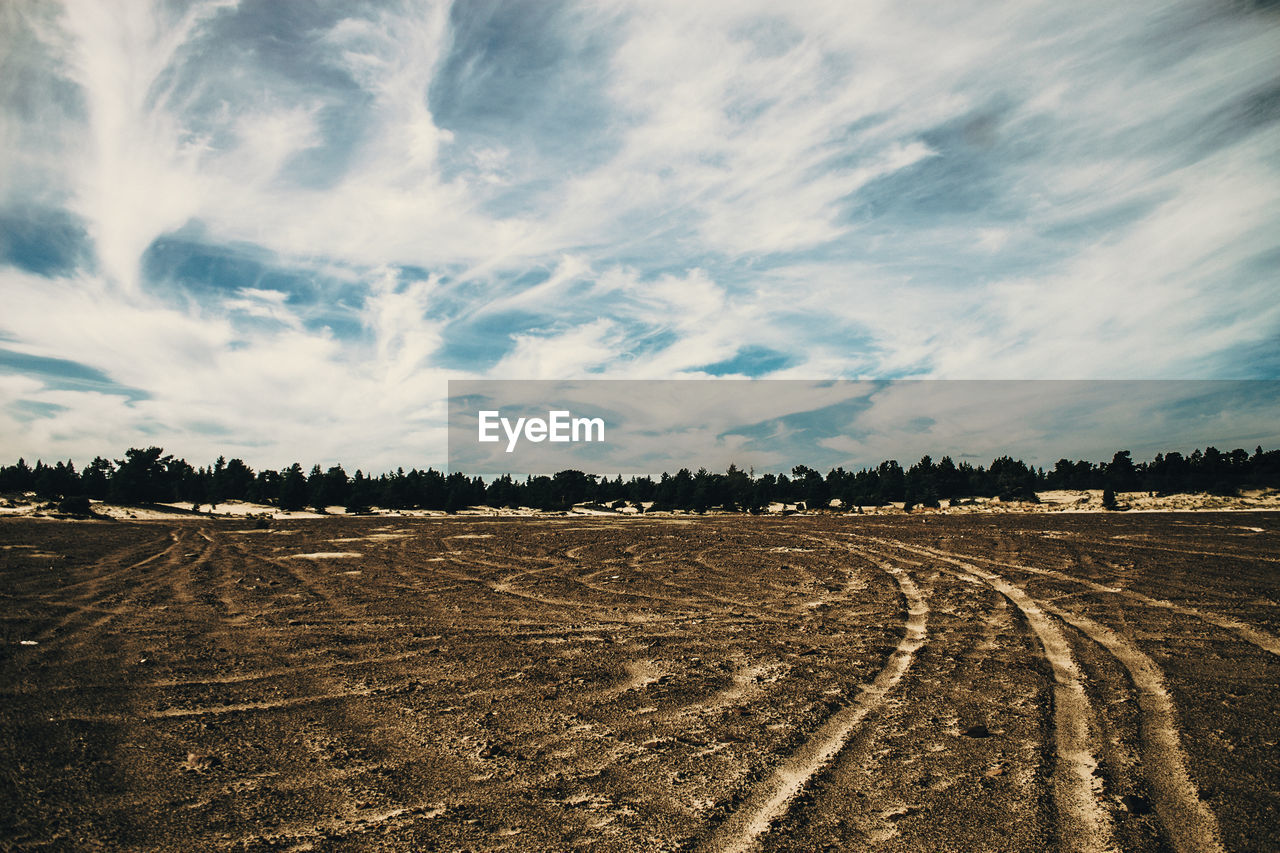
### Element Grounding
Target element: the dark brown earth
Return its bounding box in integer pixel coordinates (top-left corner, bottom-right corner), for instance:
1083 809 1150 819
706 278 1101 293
1 513 1277 852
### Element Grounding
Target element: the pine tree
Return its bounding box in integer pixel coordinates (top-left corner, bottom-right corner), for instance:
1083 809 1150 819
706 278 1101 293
278 463 308 511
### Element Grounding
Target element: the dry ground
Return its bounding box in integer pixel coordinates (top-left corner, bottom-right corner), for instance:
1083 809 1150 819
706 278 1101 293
1 514 1277 851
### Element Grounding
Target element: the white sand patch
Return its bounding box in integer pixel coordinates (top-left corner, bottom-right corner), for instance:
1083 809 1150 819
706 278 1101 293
92 503 196 520
1040 490 1280 514
608 660 661 697
156 500 330 519
162 500 278 516
284 552 362 559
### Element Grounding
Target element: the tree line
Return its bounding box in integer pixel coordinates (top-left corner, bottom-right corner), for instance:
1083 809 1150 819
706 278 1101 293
2 445 1278 514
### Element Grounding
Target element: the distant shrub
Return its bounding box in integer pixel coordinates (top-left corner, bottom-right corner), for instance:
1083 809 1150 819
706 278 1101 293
58 495 91 515
998 483 1040 503
1102 487 1118 510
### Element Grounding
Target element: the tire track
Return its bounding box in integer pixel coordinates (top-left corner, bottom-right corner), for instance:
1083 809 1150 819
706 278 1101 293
765 560 1049 852
912 543 1280 658
1040 533 1280 566
423 557 675 623
701 551 927 853
220 535 350 617
32 528 206 648
857 537 1117 853
444 536 760 625
45 530 177 599
188 527 254 627
54 687 378 721
0 647 441 694
969 566 1226 852
571 550 788 622
1042 603 1226 853
886 537 1228 853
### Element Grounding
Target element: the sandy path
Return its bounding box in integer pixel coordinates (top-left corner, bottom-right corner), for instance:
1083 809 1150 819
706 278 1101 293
1044 603 1226 853
33 530 211 649
702 551 927 853
917 545 1280 658
883 537 1228 853
48 531 178 597
859 537 1117 853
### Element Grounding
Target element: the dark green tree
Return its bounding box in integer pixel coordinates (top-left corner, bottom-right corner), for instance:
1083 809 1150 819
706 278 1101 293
222 458 255 501
278 463 308 511
1106 450 1138 492
111 447 173 504
81 457 114 500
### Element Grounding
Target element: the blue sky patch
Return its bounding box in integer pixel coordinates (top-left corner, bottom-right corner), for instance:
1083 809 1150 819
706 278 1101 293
696 345 798 377
0 349 148 400
0 208 92 277
1 1 1277 469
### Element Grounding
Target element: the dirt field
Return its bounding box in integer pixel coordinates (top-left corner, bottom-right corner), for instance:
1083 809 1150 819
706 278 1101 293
1 514 1278 852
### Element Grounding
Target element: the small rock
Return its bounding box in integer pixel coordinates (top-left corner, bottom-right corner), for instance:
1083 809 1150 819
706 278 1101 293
1121 794 1153 815
477 740 508 759
180 752 221 773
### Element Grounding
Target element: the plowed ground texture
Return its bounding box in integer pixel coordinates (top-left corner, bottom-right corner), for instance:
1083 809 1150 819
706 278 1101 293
1 514 1278 852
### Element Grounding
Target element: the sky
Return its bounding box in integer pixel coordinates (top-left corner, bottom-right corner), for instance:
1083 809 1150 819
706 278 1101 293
1 0 1278 472
448 380 1280 478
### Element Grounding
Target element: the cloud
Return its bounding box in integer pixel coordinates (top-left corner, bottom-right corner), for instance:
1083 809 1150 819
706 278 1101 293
2 0 1278 469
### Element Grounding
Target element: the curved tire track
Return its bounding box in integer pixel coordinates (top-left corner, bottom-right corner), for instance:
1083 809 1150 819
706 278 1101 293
913 543 1280 658
858 537 1117 853
1043 602 1226 853
880 537 1227 853
701 552 927 853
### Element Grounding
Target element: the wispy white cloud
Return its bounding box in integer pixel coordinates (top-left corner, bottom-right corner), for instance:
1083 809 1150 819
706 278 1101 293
52 0 237 290
1 0 1277 468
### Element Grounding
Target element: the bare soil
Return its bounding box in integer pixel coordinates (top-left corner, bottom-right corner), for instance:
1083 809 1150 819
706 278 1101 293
1 514 1277 851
